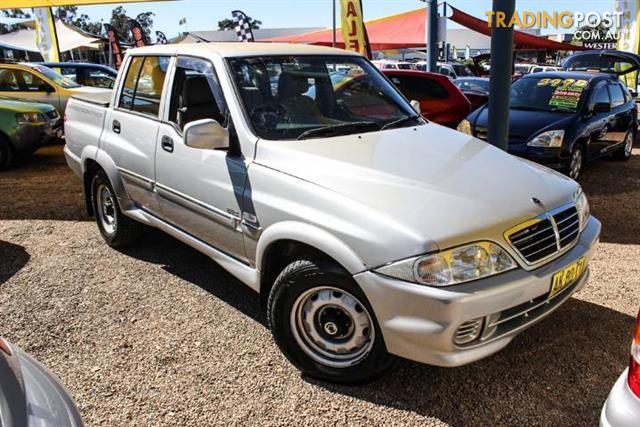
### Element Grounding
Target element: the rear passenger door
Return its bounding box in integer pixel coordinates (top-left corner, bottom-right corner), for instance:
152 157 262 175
102 55 169 215
155 56 248 261
607 82 633 148
585 82 615 157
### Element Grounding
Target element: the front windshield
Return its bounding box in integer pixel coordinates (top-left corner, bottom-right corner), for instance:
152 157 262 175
453 64 474 77
228 55 421 140
510 77 590 113
455 79 489 92
31 65 80 88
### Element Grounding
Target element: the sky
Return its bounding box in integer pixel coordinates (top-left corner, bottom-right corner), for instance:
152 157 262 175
66 0 616 39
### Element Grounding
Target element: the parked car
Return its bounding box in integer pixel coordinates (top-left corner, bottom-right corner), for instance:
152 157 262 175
0 336 83 426
460 72 637 179
414 61 468 79
384 70 471 128
600 308 640 427
371 59 412 70
0 96 62 170
454 77 490 111
65 43 600 383
38 62 117 88
0 63 111 114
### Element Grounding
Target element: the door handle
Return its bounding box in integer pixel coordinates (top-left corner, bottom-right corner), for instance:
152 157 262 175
161 135 174 153
112 120 121 134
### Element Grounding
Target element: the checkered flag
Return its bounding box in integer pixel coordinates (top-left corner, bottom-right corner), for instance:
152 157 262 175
155 31 168 44
232 10 255 42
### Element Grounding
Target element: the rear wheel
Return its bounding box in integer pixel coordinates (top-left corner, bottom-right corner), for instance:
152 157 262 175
268 259 394 384
91 171 143 248
613 130 634 161
0 136 14 171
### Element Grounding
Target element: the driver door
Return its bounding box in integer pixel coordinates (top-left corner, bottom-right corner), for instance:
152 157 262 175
155 56 248 261
0 67 60 111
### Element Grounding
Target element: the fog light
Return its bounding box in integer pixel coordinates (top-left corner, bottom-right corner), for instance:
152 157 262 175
454 318 483 345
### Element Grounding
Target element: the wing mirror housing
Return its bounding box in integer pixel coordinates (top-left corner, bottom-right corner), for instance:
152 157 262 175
410 100 421 114
184 119 229 150
593 102 611 114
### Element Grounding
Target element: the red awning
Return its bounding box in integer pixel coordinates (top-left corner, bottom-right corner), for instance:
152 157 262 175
262 8 427 50
448 6 586 51
264 6 585 52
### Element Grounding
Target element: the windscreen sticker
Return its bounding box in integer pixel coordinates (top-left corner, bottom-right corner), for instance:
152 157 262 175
539 79 588 109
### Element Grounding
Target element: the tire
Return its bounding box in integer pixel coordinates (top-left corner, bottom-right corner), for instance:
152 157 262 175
613 130 634 161
267 259 394 384
0 136 14 171
565 144 584 180
91 170 143 248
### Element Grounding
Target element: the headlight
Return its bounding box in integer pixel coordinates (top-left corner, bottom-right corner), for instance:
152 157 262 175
16 112 45 124
527 129 564 147
574 188 589 231
456 119 472 135
374 241 517 287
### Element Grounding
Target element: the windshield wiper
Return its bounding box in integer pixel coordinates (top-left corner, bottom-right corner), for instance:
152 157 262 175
381 114 422 130
296 121 380 140
511 105 549 112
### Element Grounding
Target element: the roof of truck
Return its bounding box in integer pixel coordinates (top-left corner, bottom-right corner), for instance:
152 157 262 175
127 42 358 58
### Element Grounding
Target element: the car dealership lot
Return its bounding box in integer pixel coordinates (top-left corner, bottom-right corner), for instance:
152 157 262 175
1 144 639 426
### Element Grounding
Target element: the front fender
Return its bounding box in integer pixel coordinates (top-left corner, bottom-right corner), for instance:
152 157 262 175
255 221 367 279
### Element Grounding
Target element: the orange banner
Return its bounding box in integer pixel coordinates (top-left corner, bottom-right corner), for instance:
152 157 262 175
340 0 366 55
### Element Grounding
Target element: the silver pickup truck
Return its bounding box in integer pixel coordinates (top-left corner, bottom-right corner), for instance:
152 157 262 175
64 43 600 383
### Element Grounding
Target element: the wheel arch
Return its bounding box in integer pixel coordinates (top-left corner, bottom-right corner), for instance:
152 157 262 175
81 147 130 216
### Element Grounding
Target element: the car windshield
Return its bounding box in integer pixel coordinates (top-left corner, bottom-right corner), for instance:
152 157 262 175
510 77 589 113
453 64 474 77
228 55 421 140
455 79 489 92
30 65 80 88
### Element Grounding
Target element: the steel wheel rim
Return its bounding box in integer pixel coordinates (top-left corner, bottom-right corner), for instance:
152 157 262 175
625 132 633 157
97 184 117 235
290 286 375 368
570 149 582 179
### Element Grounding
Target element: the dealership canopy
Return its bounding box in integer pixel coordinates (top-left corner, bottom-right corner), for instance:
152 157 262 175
0 19 100 52
265 7 585 51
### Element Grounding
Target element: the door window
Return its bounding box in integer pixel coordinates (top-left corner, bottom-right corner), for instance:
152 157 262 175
0 68 52 92
589 84 610 111
118 56 169 117
397 75 449 101
608 84 626 108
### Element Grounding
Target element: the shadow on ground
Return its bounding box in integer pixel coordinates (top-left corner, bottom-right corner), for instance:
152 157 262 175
121 227 634 426
0 144 87 221
0 240 30 285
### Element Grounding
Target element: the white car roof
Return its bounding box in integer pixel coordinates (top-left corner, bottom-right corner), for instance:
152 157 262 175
127 42 359 58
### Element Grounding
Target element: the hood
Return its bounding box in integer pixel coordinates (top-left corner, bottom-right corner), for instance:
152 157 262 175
255 123 578 250
471 105 575 142
0 96 55 113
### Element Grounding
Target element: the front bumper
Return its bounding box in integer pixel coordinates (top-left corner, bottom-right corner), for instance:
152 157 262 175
354 216 601 367
508 143 569 169
600 368 640 427
13 118 63 154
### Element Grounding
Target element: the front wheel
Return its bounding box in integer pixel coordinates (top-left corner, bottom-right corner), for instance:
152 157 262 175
268 259 394 384
613 130 634 161
0 137 14 171
91 171 143 248
566 144 584 180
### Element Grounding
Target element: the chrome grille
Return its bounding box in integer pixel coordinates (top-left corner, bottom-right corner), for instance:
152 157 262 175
506 204 580 265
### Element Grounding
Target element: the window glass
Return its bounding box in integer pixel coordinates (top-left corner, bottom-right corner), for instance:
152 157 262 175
399 76 449 101
228 55 418 140
169 56 227 129
609 84 625 108
119 56 169 116
590 84 610 110
30 65 79 88
0 68 52 92
510 77 590 113
0 69 20 90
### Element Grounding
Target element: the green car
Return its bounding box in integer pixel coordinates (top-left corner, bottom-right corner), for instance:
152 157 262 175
0 96 63 170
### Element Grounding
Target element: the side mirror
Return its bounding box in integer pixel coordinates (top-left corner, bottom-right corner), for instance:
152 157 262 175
184 119 229 150
410 99 421 114
593 102 611 114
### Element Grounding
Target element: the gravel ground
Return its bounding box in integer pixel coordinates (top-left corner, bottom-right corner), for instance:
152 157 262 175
1 144 639 426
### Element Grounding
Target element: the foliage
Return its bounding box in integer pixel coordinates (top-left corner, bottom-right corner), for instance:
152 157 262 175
0 9 31 35
55 6 102 35
217 16 262 31
109 6 155 42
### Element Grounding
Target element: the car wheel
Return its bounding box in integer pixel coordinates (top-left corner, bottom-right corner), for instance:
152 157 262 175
268 259 394 384
566 145 584 180
613 130 634 161
91 170 143 248
0 136 14 171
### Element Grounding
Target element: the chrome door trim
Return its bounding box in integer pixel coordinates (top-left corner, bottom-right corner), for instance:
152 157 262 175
118 167 154 191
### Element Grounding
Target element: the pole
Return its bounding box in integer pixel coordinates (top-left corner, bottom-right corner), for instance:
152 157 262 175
425 0 438 72
332 0 337 48
487 0 515 151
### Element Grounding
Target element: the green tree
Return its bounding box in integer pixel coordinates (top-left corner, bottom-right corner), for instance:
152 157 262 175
109 6 155 42
55 6 102 35
217 16 262 31
0 9 31 35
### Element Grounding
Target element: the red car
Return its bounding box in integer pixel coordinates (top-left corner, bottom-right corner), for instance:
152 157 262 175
383 70 471 128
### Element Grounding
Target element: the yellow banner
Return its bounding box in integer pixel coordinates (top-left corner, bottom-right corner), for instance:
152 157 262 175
1 0 166 9
33 7 59 62
340 0 366 55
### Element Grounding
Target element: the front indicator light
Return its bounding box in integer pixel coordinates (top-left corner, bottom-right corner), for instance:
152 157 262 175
374 241 517 287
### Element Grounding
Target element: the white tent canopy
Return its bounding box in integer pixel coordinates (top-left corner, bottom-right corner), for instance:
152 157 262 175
0 20 100 52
